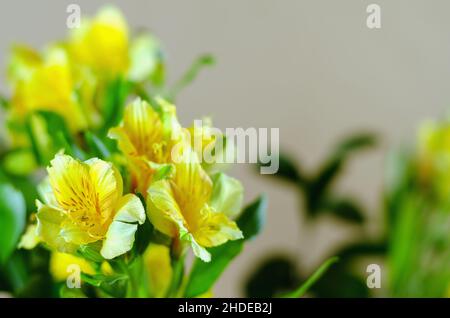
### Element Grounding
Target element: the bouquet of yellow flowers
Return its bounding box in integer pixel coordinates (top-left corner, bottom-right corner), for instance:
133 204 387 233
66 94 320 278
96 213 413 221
0 6 266 298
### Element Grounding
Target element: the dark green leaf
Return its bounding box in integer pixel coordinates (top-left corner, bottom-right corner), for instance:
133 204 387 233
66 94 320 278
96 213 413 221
335 241 387 264
320 197 365 223
258 153 304 184
245 256 300 298
0 183 26 264
306 133 376 214
237 195 267 240
309 263 369 297
184 240 243 298
336 133 376 155
133 218 154 256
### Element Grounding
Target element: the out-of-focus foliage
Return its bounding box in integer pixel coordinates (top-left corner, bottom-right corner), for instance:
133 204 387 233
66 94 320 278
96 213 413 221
246 132 386 298
386 119 450 297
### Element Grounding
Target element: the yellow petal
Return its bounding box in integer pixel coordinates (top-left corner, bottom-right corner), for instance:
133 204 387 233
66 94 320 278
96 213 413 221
146 179 185 237
100 194 145 259
50 252 95 281
18 224 41 249
193 209 243 248
86 158 123 224
69 5 129 74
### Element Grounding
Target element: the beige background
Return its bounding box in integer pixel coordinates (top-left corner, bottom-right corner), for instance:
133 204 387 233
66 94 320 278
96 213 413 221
1 0 449 296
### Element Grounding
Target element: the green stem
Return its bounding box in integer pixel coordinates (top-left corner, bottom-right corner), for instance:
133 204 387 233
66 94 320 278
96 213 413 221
281 257 339 298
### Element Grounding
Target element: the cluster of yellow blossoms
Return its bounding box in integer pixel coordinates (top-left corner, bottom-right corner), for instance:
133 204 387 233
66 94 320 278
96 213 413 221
14 6 244 266
7 6 163 141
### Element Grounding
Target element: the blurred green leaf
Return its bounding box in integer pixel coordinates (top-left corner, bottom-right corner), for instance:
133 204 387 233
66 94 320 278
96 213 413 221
306 133 376 214
258 153 303 184
84 131 111 160
1 149 37 176
335 241 387 264
25 111 83 164
168 54 215 100
236 195 267 240
336 133 376 154
0 183 26 264
184 195 267 297
320 197 365 224
0 94 8 109
245 256 300 298
281 257 338 298
310 263 369 297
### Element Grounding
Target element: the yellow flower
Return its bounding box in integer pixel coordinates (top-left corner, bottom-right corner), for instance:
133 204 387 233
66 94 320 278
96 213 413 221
146 147 243 262
8 46 87 132
417 119 450 199
144 244 172 297
34 153 145 259
50 252 95 281
108 98 182 194
68 6 129 76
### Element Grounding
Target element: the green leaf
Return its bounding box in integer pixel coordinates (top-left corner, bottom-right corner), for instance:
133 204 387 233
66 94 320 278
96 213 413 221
81 273 128 297
1 149 37 176
25 111 83 164
320 197 365 223
168 54 215 100
280 256 339 298
184 240 243 298
0 183 26 264
336 133 376 154
132 218 154 256
77 242 104 264
84 131 111 160
334 241 387 264
237 195 267 240
101 76 131 133
184 195 267 297
308 263 369 297
259 153 303 184
306 133 376 214
245 256 300 298
0 94 8 109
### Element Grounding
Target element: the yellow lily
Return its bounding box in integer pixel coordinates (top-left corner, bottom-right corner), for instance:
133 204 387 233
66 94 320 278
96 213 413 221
146 146 243 262
8 46 87 133
108 98 182 194
31 153 145 259
68 6 129 76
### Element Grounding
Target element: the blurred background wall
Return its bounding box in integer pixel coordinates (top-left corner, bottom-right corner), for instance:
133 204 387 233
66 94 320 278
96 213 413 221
1 0 449 296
